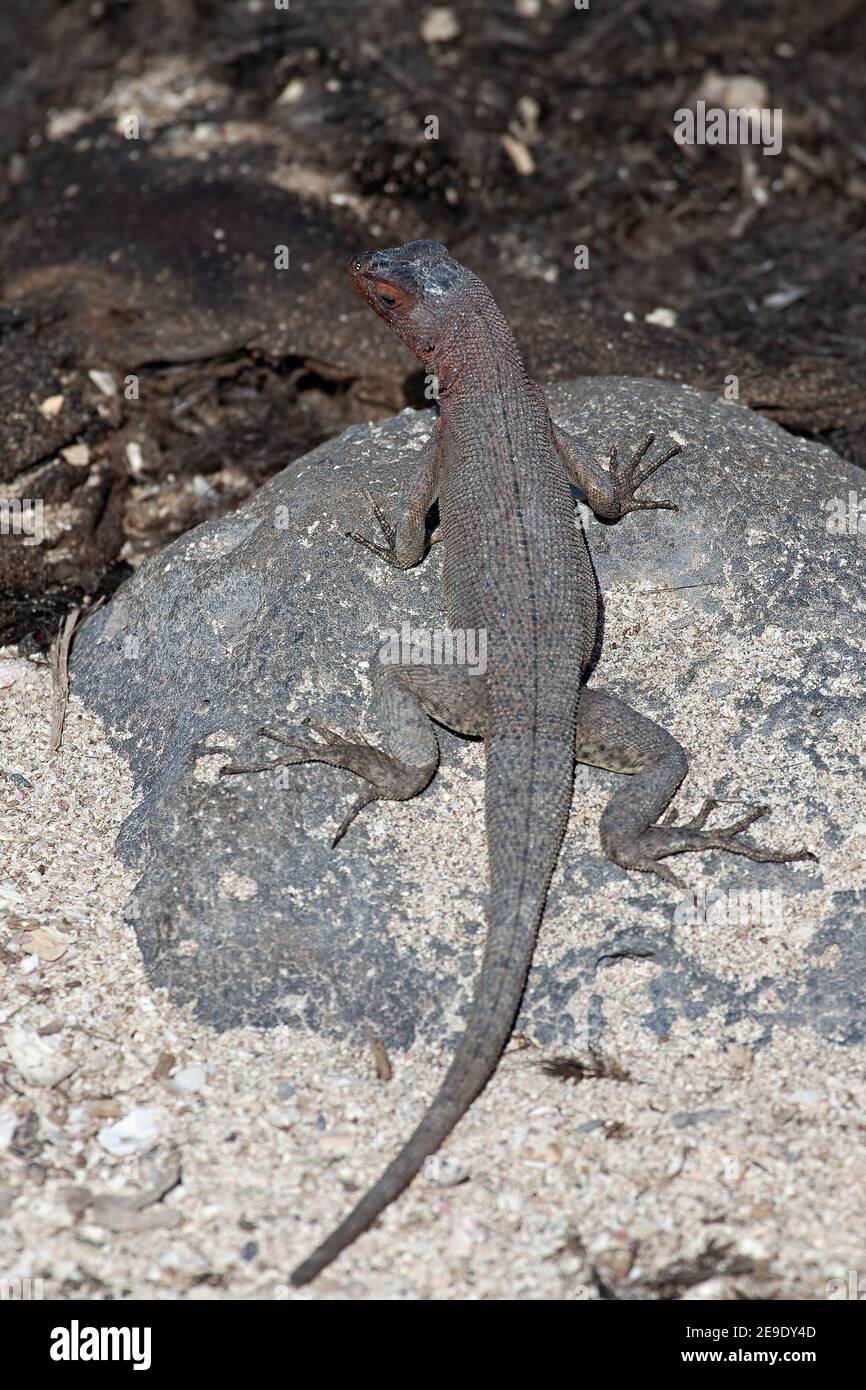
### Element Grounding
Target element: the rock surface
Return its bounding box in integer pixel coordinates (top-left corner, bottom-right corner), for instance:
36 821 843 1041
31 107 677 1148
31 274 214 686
71 378 865 1048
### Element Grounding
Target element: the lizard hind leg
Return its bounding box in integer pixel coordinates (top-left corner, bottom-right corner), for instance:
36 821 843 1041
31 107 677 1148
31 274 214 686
221 635 488 845
574 687 814 888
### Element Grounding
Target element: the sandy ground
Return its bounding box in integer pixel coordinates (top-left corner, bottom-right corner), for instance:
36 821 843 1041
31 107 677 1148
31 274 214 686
1 646 864 1302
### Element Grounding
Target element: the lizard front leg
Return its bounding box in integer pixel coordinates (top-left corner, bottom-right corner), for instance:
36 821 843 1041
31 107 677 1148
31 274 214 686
551 420 681 523
349 428 440 569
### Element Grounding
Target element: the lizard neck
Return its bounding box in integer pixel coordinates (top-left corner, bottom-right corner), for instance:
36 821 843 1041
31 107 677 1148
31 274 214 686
431 288 528 404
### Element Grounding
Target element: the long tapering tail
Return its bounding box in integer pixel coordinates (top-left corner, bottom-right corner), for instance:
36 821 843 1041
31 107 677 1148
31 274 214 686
291 731 574 1286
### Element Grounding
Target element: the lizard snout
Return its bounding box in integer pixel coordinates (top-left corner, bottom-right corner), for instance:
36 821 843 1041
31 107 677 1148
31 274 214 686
349 251 380 283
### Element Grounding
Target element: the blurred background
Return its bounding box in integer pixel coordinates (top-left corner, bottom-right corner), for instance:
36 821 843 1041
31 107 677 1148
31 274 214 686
1 0 864 643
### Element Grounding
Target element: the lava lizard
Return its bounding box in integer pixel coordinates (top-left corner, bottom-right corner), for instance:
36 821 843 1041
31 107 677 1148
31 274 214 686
223 240 812 1285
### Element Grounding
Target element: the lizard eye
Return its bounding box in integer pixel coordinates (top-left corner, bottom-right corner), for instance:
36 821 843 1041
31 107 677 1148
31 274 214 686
373 280 399 308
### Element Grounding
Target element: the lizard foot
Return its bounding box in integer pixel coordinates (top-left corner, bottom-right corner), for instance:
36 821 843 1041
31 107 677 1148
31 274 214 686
606 799 816 890
346 493 401 566
221 722 436 845
219 722 334 775
607 431 681 517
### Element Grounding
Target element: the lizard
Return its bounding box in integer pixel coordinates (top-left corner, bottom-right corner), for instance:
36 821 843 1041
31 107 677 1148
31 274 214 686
222 240 813 1286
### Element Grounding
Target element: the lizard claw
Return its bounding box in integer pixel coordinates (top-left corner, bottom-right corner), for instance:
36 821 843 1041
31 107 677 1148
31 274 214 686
368 495 397 549
221 758 285 775
346 491 400 566
346 530 399 564
306 719 346 746
679 796 718 831
650 861 688 890
219 722 324 774
608 798 816 887
608 432 681 517
331 790 376 846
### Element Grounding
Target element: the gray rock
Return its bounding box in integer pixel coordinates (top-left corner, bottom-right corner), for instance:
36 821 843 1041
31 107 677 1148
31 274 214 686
71 378 865 1047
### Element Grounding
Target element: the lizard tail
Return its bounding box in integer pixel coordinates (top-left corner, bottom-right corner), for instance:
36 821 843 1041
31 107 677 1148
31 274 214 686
290 731 575 1286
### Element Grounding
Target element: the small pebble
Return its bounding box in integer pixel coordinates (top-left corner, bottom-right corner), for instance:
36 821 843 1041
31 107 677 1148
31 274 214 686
166 1065 206 1094
98 1107 165 1156
61 444 90 468
88 369 117 396
38 395 64 419
645 307 678 328
424 1155 469 1187
421 7 460 43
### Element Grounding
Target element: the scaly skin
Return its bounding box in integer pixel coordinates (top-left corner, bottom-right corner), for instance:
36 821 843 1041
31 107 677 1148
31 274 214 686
222 241 814 1285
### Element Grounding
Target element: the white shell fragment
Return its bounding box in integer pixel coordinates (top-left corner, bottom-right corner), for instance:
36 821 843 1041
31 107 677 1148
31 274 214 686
4 1024 74 1087
97 1107 166 1156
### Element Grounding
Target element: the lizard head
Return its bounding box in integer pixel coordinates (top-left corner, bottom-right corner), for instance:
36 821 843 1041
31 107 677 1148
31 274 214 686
349 240 467 363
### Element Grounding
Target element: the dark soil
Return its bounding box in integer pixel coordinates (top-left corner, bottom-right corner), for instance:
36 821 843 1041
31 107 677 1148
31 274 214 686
1 0 864 644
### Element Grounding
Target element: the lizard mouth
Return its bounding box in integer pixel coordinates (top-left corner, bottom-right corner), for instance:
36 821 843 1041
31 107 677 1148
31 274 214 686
348 253 385 315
